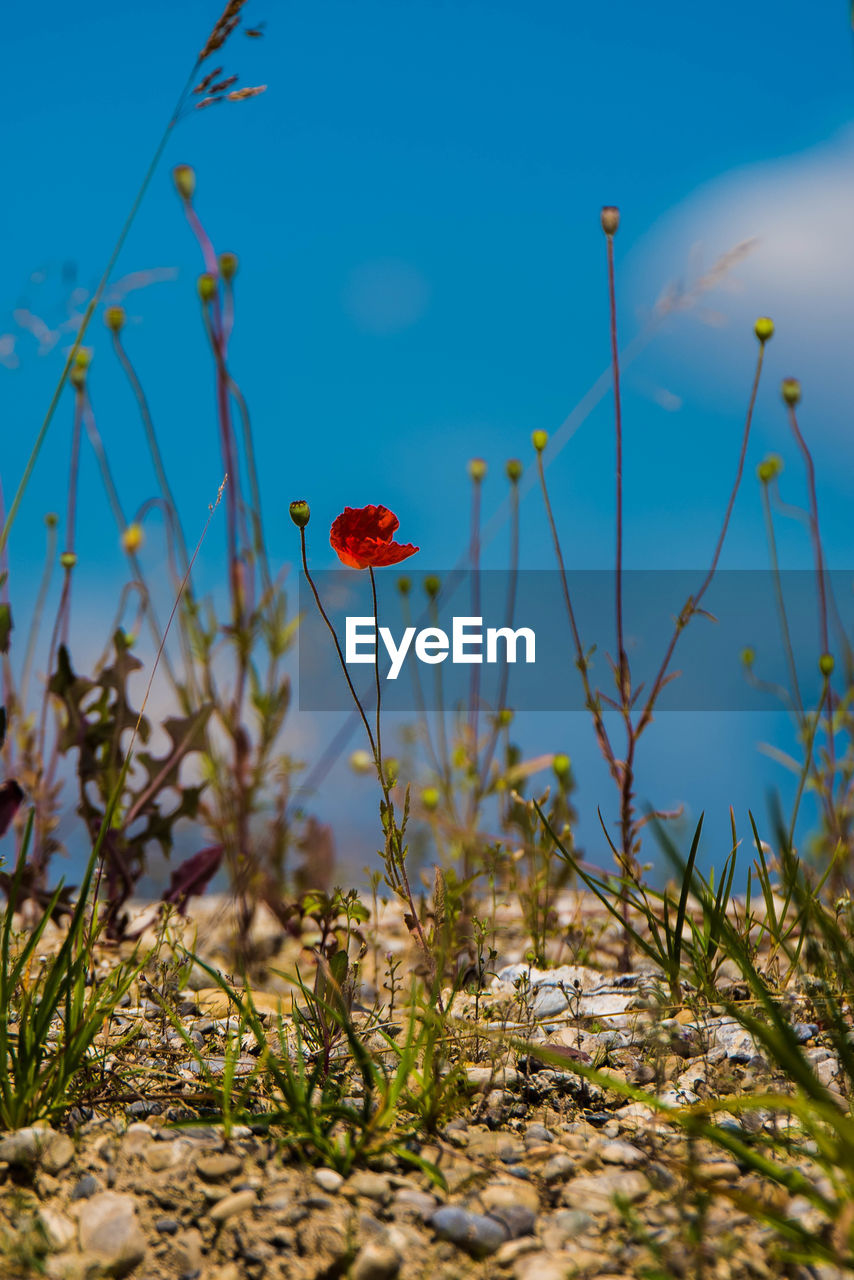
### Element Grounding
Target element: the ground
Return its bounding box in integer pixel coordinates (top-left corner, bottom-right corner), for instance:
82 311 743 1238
0 889 850 1280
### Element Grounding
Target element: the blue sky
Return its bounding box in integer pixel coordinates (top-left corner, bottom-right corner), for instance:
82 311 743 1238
2 1 854 886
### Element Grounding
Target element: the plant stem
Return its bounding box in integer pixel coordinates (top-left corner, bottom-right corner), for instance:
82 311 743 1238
606 231 628 703
635 341 766 741
536 452 618 781
369 568 384 775
111 332 190 572
299 533 376 756
477 476 520 793
0 67 199 559
761 480 804 725
785 403 836 827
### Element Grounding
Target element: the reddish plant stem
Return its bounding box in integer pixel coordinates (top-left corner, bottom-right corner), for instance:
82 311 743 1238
635 342 766 742
786 402 837 818
536 452 618 782
477 477 520 794
606 232 627 703
468 475 483 750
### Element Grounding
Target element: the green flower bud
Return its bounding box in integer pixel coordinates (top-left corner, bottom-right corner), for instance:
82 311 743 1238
506 458 523 483
819 653 835 677
757 453 783 484
421 787 440 812
173 164 196 202
74 348 92 370
397 576 411 595
289 499 310 529
468 457 487 483
782 377 802 407
754 316 775 344
385 758 399 786
497 708 514 727
600 206 620 236
424 575 440 599
105 306 126 334
121 523 144 554
197 273 217 304
69 365 86 391
60 552 77 570
219 252 239 282
553 752 571 778
532 429 548 453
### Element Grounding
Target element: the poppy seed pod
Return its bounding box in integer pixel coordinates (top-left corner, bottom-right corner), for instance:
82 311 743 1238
782 378 802 407
69 365 86 391
741 647 755 668
532 430 548 453
121 523 144 554
468 458 487 483
219 252 239 282
197 273 217 304
757 454 783 484
600 206 620 235
45 513 58 529
173 164 196 201
424 575 440 599
506 458 523 483
754 316 775 344
105 306 126 333
397 576 411 595
289 500 311 529
60 552 77 570
819 653 835 677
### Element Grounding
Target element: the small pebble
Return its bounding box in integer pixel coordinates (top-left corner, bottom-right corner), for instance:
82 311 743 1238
432 1205 508 1258
314 1167 344 1193
352 1241 402 1280
71 1173 101 1201
196 1152 243 1182
208 1188 257 1223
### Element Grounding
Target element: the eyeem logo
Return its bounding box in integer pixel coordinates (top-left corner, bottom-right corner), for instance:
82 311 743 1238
346 616 536 680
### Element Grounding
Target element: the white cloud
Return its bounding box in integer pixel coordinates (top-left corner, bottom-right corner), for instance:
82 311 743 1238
628 126 854 419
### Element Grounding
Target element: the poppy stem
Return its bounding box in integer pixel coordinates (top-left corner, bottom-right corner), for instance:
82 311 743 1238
369 568 443 1010
299 517 441 1008
299 530 377 757
369 568 383 774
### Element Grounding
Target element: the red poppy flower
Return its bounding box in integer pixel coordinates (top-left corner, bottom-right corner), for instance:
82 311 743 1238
330 505 419 570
